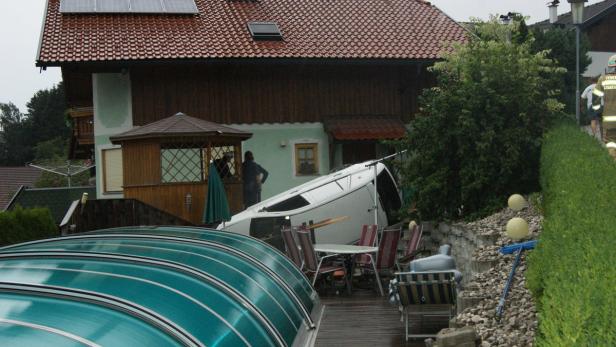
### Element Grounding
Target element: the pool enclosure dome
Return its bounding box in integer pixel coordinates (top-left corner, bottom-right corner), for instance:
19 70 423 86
0 226 321 347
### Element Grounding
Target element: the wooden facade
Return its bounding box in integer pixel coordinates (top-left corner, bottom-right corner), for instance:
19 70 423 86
118 138 244 225
586 9 616 52
130 63 431 126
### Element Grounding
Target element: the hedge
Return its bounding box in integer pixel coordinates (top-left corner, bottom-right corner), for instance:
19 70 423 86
527 122 616 345
0 206 58 247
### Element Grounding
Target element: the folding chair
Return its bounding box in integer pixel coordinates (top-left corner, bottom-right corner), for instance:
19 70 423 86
393 271 457 341
375 226 402 276
397 222 424 271
354 224 378 267
281 225 303 270
296 228 348 287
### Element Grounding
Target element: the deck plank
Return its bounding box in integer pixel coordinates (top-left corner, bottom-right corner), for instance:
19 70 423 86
315 289 449 347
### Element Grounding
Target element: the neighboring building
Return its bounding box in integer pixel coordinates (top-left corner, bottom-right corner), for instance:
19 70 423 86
6 186 96 224
535 0 616 77
0 167 42 210
37 0 467 220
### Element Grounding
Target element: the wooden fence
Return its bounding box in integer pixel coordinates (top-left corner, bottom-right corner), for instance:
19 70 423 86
60 198 193 235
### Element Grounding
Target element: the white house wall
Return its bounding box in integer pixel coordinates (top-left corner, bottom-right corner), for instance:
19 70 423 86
92 73 133 199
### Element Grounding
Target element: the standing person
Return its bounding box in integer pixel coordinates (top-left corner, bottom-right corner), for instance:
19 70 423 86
581 77 603 139
242 151 269 208
592 55 616 143
213 152 233 179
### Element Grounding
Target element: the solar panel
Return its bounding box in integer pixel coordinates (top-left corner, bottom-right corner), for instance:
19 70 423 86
130 0 164 13
97 0 130 13
59 0 198 14
247 22 283 40
163 0 199 14
59 0 95 13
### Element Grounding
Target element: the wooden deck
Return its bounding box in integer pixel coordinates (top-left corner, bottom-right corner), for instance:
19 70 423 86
315 287 449 347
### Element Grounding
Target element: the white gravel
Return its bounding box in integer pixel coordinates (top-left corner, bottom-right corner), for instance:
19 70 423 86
453 199 542 347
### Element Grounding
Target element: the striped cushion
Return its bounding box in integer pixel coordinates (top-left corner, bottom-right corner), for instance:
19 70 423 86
397 272 456 306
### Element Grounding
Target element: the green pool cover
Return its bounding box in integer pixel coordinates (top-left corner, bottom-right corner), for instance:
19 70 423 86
0 226 322 347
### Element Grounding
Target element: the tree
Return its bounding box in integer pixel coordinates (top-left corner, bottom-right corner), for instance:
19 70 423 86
0 103 30 165
396 18 565 221
0 83 68 166
25 81 69 146
531 26 591 115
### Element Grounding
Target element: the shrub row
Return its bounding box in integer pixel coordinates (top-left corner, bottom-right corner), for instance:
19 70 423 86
0 206 58 247
527 122 616 345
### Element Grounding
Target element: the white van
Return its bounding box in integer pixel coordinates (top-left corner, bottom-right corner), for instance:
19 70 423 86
219 160 402 247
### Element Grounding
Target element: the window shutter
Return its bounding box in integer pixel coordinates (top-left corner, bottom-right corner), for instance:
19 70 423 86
103 148 123 193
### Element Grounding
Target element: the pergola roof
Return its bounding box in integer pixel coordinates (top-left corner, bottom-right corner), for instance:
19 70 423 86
110 113 252 143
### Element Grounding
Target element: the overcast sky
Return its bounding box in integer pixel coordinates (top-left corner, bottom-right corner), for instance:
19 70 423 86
0 0 605 113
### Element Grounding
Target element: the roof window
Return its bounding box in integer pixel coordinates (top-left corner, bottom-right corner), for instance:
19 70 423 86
247 22 283 40
59 0 199 14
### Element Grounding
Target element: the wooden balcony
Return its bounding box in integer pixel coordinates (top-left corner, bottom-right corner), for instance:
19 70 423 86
68 106 94 159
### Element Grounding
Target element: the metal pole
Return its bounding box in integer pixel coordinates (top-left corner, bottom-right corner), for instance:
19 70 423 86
576 25 580 125
373 163 378 226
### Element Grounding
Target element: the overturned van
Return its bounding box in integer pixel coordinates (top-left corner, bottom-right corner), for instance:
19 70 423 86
221 161 402 247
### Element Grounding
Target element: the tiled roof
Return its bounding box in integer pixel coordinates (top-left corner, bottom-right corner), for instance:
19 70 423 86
324 115 406 140
38 0 468 65
0 167 42 210
110 112 252 142
534 0 616 28
6 186 96 224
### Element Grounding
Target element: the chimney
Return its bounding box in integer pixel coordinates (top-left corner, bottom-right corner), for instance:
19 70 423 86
548 0 559 24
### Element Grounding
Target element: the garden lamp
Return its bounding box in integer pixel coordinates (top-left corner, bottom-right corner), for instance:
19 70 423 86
568 0 587 25
506 217 529 240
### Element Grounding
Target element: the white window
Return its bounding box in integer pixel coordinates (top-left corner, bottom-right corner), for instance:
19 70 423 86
102 148 123 193
295 143 319 176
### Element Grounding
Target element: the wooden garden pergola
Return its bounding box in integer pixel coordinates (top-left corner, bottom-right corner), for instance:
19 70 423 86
110 112 252 224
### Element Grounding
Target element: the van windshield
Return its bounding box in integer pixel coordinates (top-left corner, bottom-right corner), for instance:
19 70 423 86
377 170 401 224
263 195 310 212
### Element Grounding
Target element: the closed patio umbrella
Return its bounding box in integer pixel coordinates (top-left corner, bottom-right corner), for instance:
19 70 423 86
203 162 231 225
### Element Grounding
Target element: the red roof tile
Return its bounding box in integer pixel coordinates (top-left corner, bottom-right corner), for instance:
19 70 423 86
324 115 406 140
0 167 42 210
38 0 468 65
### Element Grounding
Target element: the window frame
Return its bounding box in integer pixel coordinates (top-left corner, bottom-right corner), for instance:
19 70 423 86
102 147 124 194
294 143 319 176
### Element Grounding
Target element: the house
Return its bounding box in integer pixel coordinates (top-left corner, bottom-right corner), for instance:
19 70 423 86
5 186 96 224
37 0 467 224
535 0 616 77
0 167 42 210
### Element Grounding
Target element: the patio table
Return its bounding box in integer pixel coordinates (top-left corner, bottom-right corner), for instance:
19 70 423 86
314 244 383 296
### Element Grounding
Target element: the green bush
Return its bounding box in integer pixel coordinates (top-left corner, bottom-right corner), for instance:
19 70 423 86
0 206 58 246
527 122 616 346
395 18 565 221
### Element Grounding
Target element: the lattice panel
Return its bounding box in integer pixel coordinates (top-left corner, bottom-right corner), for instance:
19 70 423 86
161 145 203 183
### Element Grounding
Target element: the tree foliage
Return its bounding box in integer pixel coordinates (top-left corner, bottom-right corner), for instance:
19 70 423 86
396 18 566 221
0 82 68 166
531 26 591 114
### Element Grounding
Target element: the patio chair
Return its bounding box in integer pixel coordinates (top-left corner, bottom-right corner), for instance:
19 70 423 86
296 228 348 287
281 225 303 270
375 226 402 275
392 271 457 341
397 222 424 271
354 224 378 267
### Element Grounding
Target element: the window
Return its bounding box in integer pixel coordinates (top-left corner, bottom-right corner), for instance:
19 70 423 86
102 148 123 193
247 22 283 40
160 143 239 183
295 143 318 176
161 146 203 183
